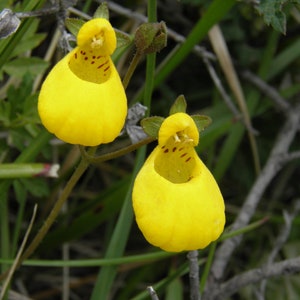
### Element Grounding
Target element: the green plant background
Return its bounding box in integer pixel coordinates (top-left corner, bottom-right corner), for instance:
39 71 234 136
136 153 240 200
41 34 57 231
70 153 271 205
0 0 300 299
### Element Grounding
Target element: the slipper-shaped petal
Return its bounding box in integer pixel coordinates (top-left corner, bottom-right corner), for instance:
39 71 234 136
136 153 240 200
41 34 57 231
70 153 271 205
132 113 225 252
38 18 127 146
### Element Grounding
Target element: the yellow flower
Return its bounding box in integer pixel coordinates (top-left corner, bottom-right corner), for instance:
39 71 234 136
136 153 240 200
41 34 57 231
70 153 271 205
38 18 127 146
132 112 225 252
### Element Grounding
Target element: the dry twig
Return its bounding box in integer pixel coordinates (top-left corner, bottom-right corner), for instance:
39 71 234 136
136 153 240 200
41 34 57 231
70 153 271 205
147 286 160 300
257 199 300 298
208 25 261 174
241 70 291 114
214 257 300 299
203 103 300 299
0 205 37 300
187 250 201 300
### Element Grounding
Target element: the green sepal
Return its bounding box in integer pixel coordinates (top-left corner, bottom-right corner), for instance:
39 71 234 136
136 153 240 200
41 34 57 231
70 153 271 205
191 115 212 132
115 30 133 49
141 116 165 138
65 18 85 37
169 95 187 115
93 2 109 20
112 32 134 62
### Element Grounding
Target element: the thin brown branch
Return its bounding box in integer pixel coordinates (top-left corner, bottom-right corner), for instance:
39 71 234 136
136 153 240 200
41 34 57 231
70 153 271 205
0 205 37 300
202 58 240 118
15 6 59 18
0 287 33 300
267 200 300 264
187 250 201 300
241 70 291 114
281 151 300 163
214 257 300 299
208 25 261 175
259 199 300 296
203 103 300 299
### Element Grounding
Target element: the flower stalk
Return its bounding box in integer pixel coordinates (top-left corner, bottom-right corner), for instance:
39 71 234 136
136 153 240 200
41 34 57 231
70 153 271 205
79 136 155 164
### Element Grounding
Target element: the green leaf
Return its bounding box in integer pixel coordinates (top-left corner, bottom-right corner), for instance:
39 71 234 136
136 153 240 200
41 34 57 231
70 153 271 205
40 177 130 249
112 32 134 62
65 18 85 37
141 116 164 138
11 33 46 57
93 2 109 19
169 95 187 115
4 74 35 128
256 0 287 34
0 95 12 126
19 178 49 198
90 148 147 300
9 128 34 151
3 57 49 78
191 115 212 132
166 277 183 300
22 94 40 124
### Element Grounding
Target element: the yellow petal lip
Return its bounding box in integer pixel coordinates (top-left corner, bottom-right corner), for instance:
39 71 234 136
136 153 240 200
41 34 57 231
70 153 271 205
132 112 225 252
77 18 116 56
38 18 127 146
38 53 127 146
158 112 199 147
132 146 225 252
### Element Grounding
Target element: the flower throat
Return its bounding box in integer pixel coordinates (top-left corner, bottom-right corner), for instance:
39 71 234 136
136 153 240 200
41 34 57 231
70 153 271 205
154 131 196 183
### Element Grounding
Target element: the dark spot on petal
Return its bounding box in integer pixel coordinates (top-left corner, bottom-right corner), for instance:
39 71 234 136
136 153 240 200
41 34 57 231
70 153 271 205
172 147 177 152
180 153 187 157
74 53 77 59
104 66 110 71
164 149 169 153
185 157 191 162
179 147 183 151
162 146 165 149
92 56 96 59
84 57 88 60
91 61 95 64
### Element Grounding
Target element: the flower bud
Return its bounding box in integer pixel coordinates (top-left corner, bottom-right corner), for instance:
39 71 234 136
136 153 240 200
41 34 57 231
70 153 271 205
134 21 167 54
